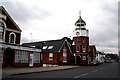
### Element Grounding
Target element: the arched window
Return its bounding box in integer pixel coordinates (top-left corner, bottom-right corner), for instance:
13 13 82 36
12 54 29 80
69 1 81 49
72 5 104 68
9 32 16 44
63 46 67 62
0 22 4 39
83 46 86 52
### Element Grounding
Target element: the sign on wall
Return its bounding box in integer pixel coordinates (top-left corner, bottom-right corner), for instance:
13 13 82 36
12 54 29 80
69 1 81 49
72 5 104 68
0 43 41 52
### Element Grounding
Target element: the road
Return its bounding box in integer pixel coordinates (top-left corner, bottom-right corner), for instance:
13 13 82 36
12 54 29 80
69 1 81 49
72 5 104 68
2 62 119 79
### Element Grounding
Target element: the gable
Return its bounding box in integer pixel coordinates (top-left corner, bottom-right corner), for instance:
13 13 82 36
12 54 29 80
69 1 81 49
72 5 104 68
0 6 22 32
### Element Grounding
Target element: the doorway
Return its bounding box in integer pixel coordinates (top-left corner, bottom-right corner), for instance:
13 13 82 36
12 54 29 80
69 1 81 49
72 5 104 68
5 49 14 67
76 56 81 65
29 52 33 67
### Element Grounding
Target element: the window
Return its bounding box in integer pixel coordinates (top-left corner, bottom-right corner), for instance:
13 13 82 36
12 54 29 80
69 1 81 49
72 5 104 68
0 22 4 39
15 50 28 63
76 38 79 44
83 46 86 52
83 38 85 44
9 32 16 44
33 52 40 63
63 46 67 62
77 23 80 27
49 53 53 60
43 46 47 49
76 46 79 52
48 46 53 49
82 56 86 60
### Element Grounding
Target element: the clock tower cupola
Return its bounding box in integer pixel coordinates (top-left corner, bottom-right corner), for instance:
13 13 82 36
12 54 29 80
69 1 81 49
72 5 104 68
73 11 88 37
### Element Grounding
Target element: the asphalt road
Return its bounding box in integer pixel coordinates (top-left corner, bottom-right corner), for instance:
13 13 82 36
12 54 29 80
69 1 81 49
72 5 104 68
2 62 119 79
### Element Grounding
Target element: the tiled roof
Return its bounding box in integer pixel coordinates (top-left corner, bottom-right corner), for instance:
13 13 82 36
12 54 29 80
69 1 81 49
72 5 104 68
22 37 73 53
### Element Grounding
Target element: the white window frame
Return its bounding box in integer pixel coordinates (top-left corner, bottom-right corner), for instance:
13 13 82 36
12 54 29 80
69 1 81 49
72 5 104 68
49 53 53 60
0 20 6 42
9 32 16 44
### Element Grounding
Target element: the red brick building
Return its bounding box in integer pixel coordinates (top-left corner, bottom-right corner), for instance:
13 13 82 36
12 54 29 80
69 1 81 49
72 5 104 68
72 13 90 65
89 45 96 62
0 6 42 67
23 37 73 66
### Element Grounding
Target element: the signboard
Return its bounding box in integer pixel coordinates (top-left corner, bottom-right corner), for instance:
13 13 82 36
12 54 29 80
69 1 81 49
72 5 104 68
0 43 41 52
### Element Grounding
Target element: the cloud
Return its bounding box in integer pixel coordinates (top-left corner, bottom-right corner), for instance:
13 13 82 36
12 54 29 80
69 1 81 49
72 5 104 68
2 2 52 30
88 0 118 54
2 2 51 21
1 0 118 54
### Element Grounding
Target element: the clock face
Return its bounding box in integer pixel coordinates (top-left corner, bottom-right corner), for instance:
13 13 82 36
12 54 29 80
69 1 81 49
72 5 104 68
76 32 80 36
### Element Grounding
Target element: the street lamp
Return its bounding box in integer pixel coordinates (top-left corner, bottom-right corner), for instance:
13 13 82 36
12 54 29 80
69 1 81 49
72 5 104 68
30 33 32 42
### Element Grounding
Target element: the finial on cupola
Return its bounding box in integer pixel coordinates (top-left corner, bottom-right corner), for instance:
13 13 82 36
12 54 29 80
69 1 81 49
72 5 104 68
79 10 81 19
75 10 86 27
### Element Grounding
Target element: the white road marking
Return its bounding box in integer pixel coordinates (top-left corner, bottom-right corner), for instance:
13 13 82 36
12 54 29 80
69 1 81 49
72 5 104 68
74 67 104 78
74 76 80 78
91 69 98 73
74 73 88 78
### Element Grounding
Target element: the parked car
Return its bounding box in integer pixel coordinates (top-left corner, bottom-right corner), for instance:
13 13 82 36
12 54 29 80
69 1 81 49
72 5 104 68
105 58 112 63
99 61 104 64
89 60 99 66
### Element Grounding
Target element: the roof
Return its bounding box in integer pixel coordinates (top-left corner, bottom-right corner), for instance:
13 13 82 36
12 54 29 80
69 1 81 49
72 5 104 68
22 37 73 53
1 42 42 52
89 45 96 52
0 6 22 32
75 16 86 26
89 45 96 48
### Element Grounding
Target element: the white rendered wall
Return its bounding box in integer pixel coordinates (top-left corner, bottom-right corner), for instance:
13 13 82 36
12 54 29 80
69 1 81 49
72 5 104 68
73 29 89 37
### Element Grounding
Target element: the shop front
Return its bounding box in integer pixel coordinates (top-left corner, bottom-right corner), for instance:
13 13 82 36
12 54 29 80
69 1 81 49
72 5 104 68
1 43 42 67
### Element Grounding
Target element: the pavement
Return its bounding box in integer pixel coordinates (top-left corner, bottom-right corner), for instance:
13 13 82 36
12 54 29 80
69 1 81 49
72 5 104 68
2 65 79 77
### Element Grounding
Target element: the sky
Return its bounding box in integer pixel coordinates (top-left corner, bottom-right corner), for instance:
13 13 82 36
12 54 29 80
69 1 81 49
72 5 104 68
0 0 119 54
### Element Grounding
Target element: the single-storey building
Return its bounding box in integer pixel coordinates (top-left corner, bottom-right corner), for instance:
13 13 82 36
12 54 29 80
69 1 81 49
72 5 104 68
22 37 74 66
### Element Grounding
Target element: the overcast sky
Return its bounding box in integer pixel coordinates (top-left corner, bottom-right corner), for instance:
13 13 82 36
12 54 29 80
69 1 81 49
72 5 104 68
0 0 119 54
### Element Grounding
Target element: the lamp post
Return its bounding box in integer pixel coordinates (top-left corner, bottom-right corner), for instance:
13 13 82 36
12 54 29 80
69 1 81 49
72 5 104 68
30 33 32 42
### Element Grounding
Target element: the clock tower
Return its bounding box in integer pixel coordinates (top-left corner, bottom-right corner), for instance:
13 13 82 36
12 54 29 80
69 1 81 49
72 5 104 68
72 11 89 65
